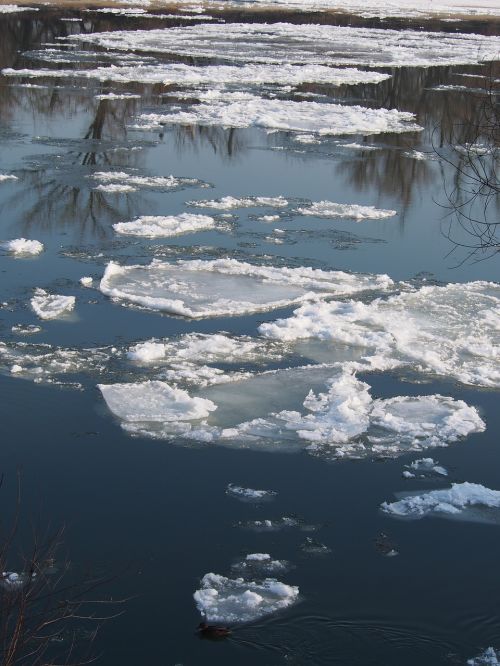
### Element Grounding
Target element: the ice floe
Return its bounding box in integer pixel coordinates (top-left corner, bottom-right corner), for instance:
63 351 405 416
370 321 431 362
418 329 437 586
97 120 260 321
403 457 448 479
382 482 500 523
11 324 42 335
30 289 75 320
1 238 44 256
194 573 299 623
2 62 390 88
90 171 208 193
110 365 484 458
99 258 392 318
69 24 500 68
468 648 500 665
226 484 277 502
295 202 396 220
238 516 318 531
80 276 93 287
0 173 18 182
134 91 422 136
98 380 217 422
113 213 216 237
259 281 500 388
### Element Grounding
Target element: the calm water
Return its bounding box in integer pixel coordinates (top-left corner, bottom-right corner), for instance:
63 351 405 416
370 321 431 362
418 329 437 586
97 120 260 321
0 7 499 665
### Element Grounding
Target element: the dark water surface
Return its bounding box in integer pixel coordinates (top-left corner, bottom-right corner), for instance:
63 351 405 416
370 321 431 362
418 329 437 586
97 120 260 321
0 6 499 665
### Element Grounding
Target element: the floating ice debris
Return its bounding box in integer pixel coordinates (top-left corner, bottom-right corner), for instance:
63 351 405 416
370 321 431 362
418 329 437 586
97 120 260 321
232 554 290 574
374 532 399 557
300 537 332 555
381 483 500 522
135 91 422 137
11 324 42 335
238 516 317 531
188 195 289 210
127 333 281 365
113 213 216 238
259 281 500 388
296 202 397 220
98 380 217 422
90 171 208 193
99 258 392 318
455 143 493 157
468 648 500 665
69 24 500 68
10 364 23 374
30 289 75 320
0 571 35 590
226 484 277 502
0 5 37 12
343 142 380 151
404 458 448 478
1 238 44 256
194 573 299 623
294 134 321 144
80 276 93 287
95 92 141 101
0 173 18 182
2 62 388 88
258 215 281 223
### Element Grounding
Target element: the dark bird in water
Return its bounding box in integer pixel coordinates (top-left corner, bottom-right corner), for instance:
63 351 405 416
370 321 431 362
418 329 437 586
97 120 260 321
197 622 232 639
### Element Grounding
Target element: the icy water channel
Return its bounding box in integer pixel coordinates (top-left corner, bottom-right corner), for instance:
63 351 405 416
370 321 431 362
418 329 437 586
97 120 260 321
0 5 500 665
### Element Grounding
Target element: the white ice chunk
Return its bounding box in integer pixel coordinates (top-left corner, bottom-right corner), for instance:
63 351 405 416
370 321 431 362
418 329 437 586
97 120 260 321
1 238 44 255
0 173 19 181
0 5 38 12
99 258 392 318
194 573 299 623
30 289 75 320
98 380 217 422
259 281 500 388
382 482 500 522
80 276 93 287
90 171 207 192
135 91 422 136
296 201 397 220
113 213 215 237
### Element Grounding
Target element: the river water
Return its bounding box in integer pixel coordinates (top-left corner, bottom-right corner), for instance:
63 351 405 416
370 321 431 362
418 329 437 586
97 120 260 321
0 5 499 665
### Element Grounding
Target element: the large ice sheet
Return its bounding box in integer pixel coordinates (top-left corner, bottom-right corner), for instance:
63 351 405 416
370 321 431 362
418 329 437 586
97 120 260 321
194 573 299 623
224 0 500 19
382 482 500 523
70 24 500 68
99 258 392 318
98 380 217 422
135 91 422 136
2 62 390 87
259 281 500 387
113 214 216 237
118 365 484 458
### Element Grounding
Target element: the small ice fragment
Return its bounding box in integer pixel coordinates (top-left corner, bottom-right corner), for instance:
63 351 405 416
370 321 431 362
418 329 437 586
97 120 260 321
406 457 448 477
10 364 23 373
11 324 42 335
80 276 93 287
296 201 397 220
30 289 75 320
0 173 18 181
1 238 44 255
113 213 215 238
300 537 331 555
226 484 277 502
468 648 500 665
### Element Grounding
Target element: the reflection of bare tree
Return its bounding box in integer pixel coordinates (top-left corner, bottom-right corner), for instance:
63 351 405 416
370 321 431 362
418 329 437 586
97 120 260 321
173 124 246 160
434 73 499 262
0 97 149 240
